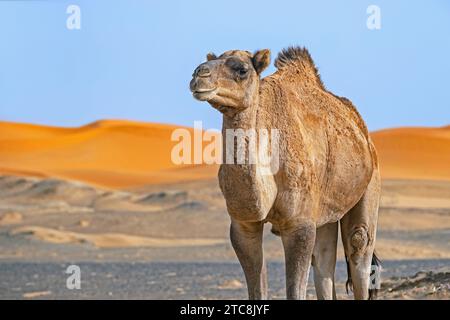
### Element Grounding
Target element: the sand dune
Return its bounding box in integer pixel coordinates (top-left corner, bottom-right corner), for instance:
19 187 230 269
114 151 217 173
371 126 450 181
1 120 449 188
0 212 23 226
0 120 218 188
11 226 226 248
1 175 449 260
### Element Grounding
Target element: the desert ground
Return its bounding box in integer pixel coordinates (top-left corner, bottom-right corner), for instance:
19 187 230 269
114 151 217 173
0 121 449 299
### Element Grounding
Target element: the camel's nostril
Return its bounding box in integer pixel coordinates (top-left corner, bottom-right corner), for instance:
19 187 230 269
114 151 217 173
196 64 211 77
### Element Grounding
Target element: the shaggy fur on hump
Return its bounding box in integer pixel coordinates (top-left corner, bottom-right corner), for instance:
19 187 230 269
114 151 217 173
275 46 370 141
274 46 325 89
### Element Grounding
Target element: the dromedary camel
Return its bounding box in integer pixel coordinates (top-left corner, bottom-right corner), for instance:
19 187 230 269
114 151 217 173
189 47 380 300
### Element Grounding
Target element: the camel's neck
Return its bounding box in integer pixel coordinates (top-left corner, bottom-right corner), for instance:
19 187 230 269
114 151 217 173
218 94 278 221
221 97 261 166
221 98 259 131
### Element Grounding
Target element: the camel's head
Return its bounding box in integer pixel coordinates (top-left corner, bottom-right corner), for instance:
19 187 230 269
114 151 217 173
190 49 270 114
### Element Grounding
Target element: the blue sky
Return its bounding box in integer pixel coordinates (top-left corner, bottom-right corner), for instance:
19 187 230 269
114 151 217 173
0 0 449 131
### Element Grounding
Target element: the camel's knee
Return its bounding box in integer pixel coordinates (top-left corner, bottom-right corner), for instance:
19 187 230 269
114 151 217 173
350 226 368 251
348 225 371 260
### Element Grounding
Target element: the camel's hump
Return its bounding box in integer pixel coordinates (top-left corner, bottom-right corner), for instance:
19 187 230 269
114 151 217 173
274 46 325 89
275 46 370 141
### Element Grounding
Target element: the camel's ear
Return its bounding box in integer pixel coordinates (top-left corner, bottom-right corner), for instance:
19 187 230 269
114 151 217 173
206 52 217 61
252 49 271 74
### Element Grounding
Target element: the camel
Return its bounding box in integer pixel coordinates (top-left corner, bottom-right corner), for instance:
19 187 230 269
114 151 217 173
189 47 380 300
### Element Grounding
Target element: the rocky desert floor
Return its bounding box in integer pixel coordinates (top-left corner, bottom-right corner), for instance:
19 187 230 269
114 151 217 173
0 175 449 299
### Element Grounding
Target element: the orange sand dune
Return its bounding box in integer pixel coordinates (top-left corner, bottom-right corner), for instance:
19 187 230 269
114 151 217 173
0 120 449 188
371 126 450 181
0 120 218 188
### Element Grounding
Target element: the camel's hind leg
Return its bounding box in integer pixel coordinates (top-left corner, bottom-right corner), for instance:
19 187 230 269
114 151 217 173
312 222 338 300
340 169 381 300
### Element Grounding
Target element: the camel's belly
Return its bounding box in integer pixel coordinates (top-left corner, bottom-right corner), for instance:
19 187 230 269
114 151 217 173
316 138 374 225
266 133 373 227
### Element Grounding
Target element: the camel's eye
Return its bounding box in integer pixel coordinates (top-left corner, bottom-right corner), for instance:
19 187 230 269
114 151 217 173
233 65 249 79
237 67 248 76
226 58 249 79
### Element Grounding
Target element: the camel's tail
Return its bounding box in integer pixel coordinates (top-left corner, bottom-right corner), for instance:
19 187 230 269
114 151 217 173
345 255 352 294
368 252 381 299
345 251 381 300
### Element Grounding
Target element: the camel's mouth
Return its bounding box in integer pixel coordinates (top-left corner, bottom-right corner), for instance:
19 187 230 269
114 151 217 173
192 88 217 101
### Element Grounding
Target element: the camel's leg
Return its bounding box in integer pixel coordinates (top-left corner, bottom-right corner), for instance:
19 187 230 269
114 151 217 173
281 222 316 300
340 169 381 300
312 222 338 300
230 219 267 300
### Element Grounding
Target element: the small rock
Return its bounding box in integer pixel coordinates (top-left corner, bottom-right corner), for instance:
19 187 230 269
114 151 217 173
217 279 244 290
79 220 90 227
23 291 51 299
0 212 23 225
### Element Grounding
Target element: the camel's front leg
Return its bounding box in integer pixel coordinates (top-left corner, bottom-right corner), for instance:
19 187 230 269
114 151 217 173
230 219 267 300
281 222 316 300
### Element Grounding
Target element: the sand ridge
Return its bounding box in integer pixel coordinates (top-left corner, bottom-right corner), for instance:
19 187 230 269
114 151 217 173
0 175 449 260
0 119 217 188
1 120 449 188
371 126 450 181
10 225 227 248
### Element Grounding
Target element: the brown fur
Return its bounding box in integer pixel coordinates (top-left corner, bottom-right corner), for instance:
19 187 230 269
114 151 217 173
274 46 325 89
190 46 381 300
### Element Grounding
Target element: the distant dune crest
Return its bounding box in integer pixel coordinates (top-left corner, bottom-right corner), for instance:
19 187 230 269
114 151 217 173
0 120 449 188
371 125 450 181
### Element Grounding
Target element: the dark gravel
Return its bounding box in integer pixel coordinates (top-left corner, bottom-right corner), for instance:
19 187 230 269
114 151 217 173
0 260 449 299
